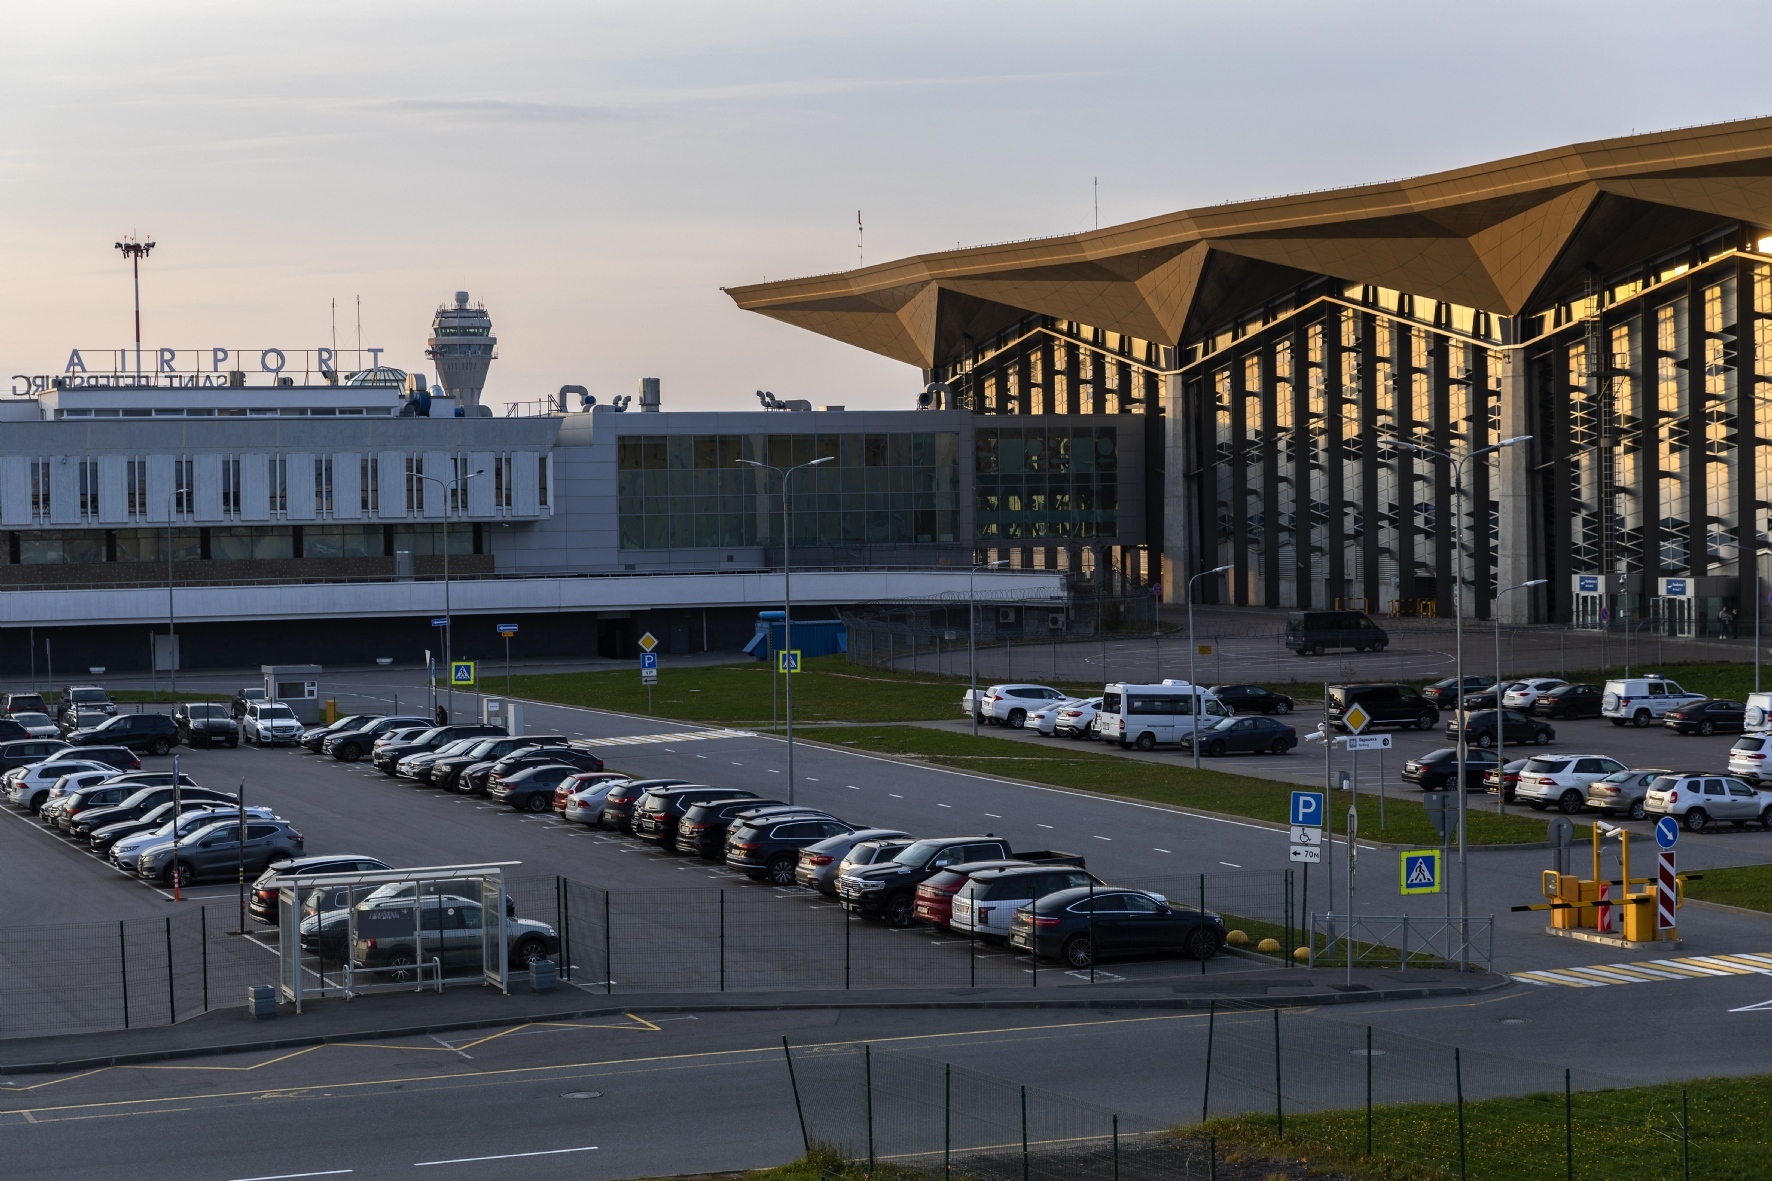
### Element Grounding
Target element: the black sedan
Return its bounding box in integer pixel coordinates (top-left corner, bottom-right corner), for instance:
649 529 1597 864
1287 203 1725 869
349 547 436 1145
1009 887 1224 968
487 763 582 811
1421 676 1497 709
1178 716 1297 756
1481 758 1530 804
459 744 605 795
1664 699 1747 736
1532 683 1604 720
1210 685 1294 715
1447 709 1555 748
1400 747 1501 791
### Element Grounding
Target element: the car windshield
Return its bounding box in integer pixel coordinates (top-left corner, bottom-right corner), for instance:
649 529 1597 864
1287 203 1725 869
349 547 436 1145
433 738 481 756
94 715 126 730
893 840 953 866
1525 758 1571 773
259 706 297 721
465 740 502 757
71 690 108 704
187 704 226 719
1734 738 1765 751
13 713 50 726
1600 769 1637 783
1422 748 1456 760
406 728 445 744
1649 776 1680 793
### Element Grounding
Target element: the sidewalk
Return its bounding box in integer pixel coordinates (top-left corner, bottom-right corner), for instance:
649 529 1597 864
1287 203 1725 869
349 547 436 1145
0 964 1506 1074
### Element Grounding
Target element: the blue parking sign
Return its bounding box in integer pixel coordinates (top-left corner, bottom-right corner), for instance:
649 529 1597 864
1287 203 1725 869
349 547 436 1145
639 652 658 670
1290 790 1325 828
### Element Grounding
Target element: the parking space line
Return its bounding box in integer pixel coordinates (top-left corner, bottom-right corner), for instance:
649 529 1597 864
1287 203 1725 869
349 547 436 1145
415 1147 597 1166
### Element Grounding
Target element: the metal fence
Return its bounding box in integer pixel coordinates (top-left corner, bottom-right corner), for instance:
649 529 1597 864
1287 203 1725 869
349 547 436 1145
1308 911 1494 971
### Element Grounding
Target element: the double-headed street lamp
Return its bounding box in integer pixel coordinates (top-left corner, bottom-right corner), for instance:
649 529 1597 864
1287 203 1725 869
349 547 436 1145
1187 564 1232 769
1381 433 1531 970
417 469 484 722
738 455 833 805
968 559 1010 737
1493 577 1547 808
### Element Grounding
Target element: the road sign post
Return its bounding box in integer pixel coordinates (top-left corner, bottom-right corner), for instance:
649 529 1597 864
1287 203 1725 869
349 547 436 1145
638 641 659 713
497 623 518 694
777 650 803 674
1656 816 1678 934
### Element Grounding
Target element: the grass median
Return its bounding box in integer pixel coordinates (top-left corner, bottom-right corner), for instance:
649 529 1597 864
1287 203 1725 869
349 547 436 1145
810 725 1568 846
1683 863 1772 913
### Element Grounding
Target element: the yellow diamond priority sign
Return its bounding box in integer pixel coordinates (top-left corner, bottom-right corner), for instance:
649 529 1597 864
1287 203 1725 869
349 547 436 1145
638 632 658 653
1343 701 1372 734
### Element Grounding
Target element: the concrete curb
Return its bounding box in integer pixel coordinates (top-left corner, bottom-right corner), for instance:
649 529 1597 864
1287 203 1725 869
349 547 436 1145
1681 896 1772 920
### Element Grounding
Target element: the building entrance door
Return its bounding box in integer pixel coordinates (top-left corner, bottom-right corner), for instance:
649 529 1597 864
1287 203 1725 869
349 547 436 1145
1573 593 1603 631
1650 596 1694 638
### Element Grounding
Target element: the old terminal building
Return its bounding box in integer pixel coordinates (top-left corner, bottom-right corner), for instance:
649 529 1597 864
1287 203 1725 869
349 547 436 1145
730 116 1772 636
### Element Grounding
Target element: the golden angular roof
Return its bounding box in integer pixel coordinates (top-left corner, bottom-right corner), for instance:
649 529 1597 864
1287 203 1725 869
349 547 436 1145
726 117 1772 367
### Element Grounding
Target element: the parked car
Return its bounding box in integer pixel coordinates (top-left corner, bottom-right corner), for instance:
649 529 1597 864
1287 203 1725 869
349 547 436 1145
1421 676 1497 709
838 837 1080 927
61 744 142 774
18 770 113 817
230 686 267 720
299 714 381 753
60 706 113 736
1515 754 1628 813
553 770 628 814
1029 698 1082 737
562 776 629 826
242 702 307 746
1502 678 1568 711
111 806 276 872
1532 683 1604 720
1644 774 1772 832
249 854 395 926
53 781 154 832
1285 609 1389 656
1446 708 1554 748
56 686 117 724
429 735 567 791
966 684 1067 728
0 738 72 773
372 723 507 772
833 835 916 885
600 778 688 833
8 712 59 739
1602 676 1705 727
0 717 27 742
397 736 488 782
632 786 757 848
1051 698 1103 739
323 715 435 762
447 740 595 792
66 711 181 756
1010 887 1225 966
1328 683 1438 731
1400 747 1501 791
1211 684 1295 715
1729 736 1772 785
1177 715 1297 757
350 893 557 980
726 812 852 884
487 763 581 812
1481 758 1530 804
1098 681 1228 750
674 795 788 857
1664 699 1747 736
138 817 305 888
1584 768 1670 821
6 759 122 812
175 702 240 748
88 795 235 853
951 864 1104 941
2 692 49 716
71 783 236 839
913 859 1030 928
795 828 913 895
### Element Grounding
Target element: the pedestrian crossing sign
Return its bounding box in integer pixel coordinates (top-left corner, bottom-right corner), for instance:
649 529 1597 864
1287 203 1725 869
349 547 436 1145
1400 849 1441 895
777 650 802 673
450 660 476 687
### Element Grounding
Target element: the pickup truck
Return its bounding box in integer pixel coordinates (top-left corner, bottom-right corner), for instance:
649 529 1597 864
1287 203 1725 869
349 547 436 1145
836 835 1084 927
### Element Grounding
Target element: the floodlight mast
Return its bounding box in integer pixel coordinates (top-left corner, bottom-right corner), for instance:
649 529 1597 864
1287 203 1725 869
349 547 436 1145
114 235 155 376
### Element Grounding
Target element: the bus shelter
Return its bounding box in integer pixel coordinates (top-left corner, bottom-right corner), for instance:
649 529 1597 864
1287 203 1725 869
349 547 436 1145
273 863 517 1012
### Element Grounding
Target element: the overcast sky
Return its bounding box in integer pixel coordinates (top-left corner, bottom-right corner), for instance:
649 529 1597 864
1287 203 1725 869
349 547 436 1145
5 1 1772 413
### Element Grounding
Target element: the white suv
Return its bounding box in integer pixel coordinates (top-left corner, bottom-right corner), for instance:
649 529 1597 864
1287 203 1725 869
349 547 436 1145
1730 736 1772 785
1602 677 1704 727
1051 698 1102 740
1502 678 1567 710
965 684 1066 729
1515 753 1627 814
243 702 306 745
1644 774 1772 832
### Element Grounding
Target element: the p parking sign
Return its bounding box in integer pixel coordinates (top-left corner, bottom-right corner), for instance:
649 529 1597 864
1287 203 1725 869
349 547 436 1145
1400 849 1442 895
450 660 476 687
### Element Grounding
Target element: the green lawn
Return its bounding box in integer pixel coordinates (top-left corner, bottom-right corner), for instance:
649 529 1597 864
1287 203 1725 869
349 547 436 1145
1198 1072 1768 1181
811 725 1569 846
1683 863 1772 913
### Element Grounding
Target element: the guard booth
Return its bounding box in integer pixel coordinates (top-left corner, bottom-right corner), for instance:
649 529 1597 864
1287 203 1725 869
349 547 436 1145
274 863 517 1012
262 664 323 724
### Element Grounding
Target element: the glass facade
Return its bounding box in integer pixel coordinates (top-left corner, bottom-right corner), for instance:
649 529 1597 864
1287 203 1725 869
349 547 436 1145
1 524 472 567
975 426 1117 540
617 433 961 550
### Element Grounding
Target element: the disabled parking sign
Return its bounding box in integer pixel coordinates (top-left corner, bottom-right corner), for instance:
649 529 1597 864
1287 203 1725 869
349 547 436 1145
1400 849 1442 895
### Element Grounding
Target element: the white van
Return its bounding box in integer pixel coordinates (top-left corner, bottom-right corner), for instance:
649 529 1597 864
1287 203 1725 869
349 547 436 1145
1601 676 1704 727
1097 681 1228 751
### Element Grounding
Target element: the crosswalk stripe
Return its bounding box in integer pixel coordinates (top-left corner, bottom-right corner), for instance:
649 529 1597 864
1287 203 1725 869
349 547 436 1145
573 728 753 749
1557 966 1645 984
1676 957 1753 975
1647 959 1726 976
1731 952 1772 967
1708 954 1772 973
1511 970 1605 987
1511 951 1772 987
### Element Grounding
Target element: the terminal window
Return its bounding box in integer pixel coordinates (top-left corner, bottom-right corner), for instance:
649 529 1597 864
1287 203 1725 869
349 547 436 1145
975 426 1117 540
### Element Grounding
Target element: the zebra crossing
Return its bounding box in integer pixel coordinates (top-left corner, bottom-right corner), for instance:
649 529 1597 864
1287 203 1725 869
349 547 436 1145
1512 951 1772 988
573 727 754 748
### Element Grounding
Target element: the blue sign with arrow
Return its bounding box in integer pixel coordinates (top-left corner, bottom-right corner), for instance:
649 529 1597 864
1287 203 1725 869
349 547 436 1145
1656 815 1679 850
1290 790 1325 828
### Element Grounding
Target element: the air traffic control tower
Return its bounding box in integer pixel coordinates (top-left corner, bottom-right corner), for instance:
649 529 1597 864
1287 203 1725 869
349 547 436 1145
426 290 497 410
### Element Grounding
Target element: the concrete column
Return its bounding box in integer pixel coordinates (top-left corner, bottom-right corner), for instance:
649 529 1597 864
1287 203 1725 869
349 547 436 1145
1161 368 1192 606
1497 347 1536 622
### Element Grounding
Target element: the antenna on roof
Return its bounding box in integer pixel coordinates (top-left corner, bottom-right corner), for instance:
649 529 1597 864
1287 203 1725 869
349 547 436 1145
1094 177 1098 230
857 210 863 267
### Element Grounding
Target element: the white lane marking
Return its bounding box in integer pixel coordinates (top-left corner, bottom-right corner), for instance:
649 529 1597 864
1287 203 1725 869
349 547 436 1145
1093 835 1111 841
414 1147 597 1166
890 793 904 798
807 778 820 782
986 813 1001 818
937 803 952 809
1154 848 1171 853
696 754 707 758
1038 823 1053 829
227 1172 353 1181
848 785 860 790
573 727 750 748
768 769 780 774
1220 861 1241 868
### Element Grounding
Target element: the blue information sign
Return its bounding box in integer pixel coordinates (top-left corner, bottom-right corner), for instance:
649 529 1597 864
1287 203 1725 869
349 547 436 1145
1290 790 1325 828
431 617 449 628
1656 815 1679 850
639 652 658 670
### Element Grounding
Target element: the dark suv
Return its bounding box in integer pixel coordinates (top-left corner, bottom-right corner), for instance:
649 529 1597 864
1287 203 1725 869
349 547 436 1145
599 778 687 833
67 712 181 756
633 786 757 849
675 797 787 857
0 738 71 772
487 763 581 811
427 735 564 790
1328 683 1438 731
323 715 434 762
1286 611 1389 656
175 702 239 748
373 724 508 773
467 743 604 793
71 782 234 839
249 854 394 926
726 812 853 885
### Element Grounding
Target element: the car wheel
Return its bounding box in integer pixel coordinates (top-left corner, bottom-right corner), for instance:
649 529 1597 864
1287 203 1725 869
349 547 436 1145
1270 738 1290 755
512 938 548 970
1416 713 1436 731
1558 790 1585 815
383 952 417 983
1135 732 1156 752
1760 806 1772 830
337 743 361 762
1628 799 1648 822
1184 926 1221 960
1698 721 1716 736
1008 709 1027 729
1208 739 1228 757
1274 701 1290 715
149 737 171 756
1475 732 1494 749
1535 731 1552 746
1062 934 1093 969
1372 641 1387 653
1684 809 1708 833
525 794 550 813
886 894 916 928
767 855 796 887
164 861 193 888
1633 710 1652 728
1311 643 1326 657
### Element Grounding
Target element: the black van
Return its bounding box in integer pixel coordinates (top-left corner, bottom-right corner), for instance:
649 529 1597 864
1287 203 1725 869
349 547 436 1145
1285 611 1389 656
1328 683 1438 731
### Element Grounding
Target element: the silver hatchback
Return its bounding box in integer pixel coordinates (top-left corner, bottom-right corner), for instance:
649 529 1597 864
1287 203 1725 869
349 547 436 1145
1583 769 1668 821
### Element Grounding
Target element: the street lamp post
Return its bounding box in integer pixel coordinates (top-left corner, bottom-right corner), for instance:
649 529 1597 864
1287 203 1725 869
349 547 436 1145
1493 578 1547 810
1382 433 1531 970
1714 538 1770 694
967 559 1010 737
417 469 484 723
738 455 833 805
1187 564 1232 769
114 235 155 376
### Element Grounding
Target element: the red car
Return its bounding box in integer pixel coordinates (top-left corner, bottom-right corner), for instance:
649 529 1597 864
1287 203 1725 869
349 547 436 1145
912 859 1028 928
554 771 626 814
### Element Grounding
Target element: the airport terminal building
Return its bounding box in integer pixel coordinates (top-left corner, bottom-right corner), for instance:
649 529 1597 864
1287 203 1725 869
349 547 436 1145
730 116 1772 637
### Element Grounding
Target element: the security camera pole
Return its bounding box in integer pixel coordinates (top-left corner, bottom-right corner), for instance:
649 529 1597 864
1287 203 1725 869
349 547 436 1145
417 469 484 722
1186 564 1232 768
